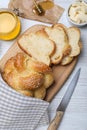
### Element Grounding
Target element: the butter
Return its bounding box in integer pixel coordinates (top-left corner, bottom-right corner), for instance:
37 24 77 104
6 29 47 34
69 2 87 24
0 13 16 33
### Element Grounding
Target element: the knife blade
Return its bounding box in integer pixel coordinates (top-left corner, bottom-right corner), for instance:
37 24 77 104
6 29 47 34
47 68 81 130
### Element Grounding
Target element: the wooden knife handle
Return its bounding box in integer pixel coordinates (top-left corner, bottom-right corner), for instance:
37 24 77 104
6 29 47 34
47 111 64 130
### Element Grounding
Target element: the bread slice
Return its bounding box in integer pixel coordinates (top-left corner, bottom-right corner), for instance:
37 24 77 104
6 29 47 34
44 24 71 64
54 24 81 56
61 27 81 65
61 56 74 65
67 27 81 57
18 29 55 66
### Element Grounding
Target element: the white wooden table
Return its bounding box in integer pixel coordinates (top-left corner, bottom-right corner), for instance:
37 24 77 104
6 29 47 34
0 1 87 130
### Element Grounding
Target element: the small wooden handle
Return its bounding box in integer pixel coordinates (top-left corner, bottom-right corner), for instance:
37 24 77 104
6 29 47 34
47 111 64 130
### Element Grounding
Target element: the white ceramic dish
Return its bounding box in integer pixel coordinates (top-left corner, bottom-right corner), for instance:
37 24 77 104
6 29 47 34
67 2 87 27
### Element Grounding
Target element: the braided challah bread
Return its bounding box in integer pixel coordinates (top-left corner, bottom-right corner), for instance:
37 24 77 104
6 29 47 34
2 53 54 99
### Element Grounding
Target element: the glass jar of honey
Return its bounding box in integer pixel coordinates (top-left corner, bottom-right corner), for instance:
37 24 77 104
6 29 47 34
0 8 21 40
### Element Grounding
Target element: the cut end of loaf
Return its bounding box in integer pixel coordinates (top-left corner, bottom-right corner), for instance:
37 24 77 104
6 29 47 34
18 30 55 66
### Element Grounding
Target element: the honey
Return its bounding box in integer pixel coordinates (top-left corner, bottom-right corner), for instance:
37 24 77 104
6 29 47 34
0 9 21 40
39 1 54 11
33 1 54 16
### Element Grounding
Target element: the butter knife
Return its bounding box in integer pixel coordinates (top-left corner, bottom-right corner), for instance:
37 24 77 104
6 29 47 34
47 68 81 130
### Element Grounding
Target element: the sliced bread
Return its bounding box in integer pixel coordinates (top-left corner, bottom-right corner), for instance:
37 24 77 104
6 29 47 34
61 27 81 65
61 56 74 65
18 29 55 66
44 24 71 64
61 41 82 65
67 27 81 57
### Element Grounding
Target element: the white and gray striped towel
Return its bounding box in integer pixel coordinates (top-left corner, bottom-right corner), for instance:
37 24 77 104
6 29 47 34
0 75 49 130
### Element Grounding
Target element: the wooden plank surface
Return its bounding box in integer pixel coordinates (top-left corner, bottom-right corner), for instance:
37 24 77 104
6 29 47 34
45 58 77 102
0 25 77 102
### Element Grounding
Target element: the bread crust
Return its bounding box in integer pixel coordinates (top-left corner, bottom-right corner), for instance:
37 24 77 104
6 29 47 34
61 56 74 65
18 27 55 66
53 23 71 57
2 53 54 99
34 85 46 100
67 27 81 57
45 24 71 64
17 24 81 66
26 58 52 74
17 24 47 56
61 26 81 65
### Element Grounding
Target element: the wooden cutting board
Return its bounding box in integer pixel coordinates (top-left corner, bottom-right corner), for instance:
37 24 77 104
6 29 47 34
0 25 77 102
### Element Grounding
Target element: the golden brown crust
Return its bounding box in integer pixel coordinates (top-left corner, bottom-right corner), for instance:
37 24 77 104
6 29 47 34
58 25 82 65
45 24 71 64
27 58 52 74
53 23 71 57
61 56 74 65
14 53 26 72
19 72 44 90
2 52 54 99
34 85 46 100
43 72 54 88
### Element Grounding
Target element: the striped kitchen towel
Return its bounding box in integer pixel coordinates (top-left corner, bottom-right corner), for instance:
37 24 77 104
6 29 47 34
0 75 49 130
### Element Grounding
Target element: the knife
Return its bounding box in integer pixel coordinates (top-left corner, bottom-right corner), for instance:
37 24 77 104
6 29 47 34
47 68 81 130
